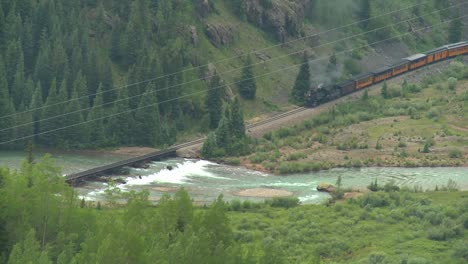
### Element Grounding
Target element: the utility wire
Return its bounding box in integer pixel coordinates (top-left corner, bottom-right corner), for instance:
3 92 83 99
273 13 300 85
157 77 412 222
0 0 439 120
1 2 463 133
1 14 464 146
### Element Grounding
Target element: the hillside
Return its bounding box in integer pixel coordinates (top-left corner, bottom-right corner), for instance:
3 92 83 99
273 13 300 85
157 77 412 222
0 0 466 150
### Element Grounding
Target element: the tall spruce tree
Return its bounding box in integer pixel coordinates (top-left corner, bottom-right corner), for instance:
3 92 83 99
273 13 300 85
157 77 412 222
30 83 43 139
39 79 67 147
205 71 224 129
238 56 256 99
63 86 86 147
134 84 162 147
291 56 310 105
230 98 245 139
0 57 15 148
87 85 106 147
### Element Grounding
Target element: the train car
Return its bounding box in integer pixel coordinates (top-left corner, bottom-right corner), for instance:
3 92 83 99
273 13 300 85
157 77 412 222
446 41 468 57
426 46 448 64
391 59 409 76
372 66 392 83
353 72 374 89
337 79 355 96
406 54 427 70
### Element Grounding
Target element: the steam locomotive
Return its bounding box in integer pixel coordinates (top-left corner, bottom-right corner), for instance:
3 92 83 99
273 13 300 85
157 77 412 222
305 41 468 107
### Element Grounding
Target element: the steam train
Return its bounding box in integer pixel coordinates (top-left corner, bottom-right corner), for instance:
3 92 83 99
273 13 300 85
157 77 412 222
305 41 468 107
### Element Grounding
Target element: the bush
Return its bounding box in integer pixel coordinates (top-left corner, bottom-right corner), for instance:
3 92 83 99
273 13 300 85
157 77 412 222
265 197 300 208
448 148 462 158
452 241 468 261
230 199 242 211
448 77 458 90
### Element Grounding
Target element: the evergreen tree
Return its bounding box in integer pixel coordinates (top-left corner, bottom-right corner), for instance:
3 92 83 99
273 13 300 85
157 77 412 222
381 82 389 99
448 15 463 43
30 83 43 138
40 79 64 146
360 0 371 28
215 115 231 151
63 86 86 147
238 56 256 99
291 56 310 105
230 97 245 139
87 85 106 147
101 59 116 105
12 52 25 108
205 72 224 129
107 85 133 146
0 57 15 148
201 132 217 158
134 84 162 147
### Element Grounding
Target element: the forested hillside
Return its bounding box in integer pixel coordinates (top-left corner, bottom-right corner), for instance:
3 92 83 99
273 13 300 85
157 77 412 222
0 0 464 150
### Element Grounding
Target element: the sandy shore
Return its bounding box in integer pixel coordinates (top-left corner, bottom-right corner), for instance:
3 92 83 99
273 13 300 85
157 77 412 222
233 188 293 198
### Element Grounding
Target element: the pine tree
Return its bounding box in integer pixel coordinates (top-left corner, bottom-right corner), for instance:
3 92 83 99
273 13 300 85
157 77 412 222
12 52 25 108
215 116 230 151
230 97 245 139
238 56 256 99
102 59 116 105
201 132 217 158
134 84 162 146
107 85 133 146
381 82 389 99
40 79 65 146
30 83 43 139
34 31 53 100
87 85 106 147
449 15 463 43
205 72 224 129
63 86 86 147
0 57 15 148
360 0 371 28
291 56 310 105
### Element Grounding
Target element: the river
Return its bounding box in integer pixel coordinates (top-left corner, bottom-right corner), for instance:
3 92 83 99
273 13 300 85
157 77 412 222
1 151 467 204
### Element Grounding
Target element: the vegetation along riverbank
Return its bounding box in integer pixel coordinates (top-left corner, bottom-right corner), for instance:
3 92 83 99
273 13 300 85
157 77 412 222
0 158 467 263
215 60 468 174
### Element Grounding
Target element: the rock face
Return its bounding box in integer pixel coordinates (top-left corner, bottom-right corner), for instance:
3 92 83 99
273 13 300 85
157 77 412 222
195 0 214 18
317 183 336 193
205 23 237 47
244 0 310 41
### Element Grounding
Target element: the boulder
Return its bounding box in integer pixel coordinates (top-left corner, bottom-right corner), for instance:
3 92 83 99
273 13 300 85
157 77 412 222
317 182 336 193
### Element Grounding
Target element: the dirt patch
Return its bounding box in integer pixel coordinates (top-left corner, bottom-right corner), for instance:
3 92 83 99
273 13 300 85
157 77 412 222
343 192 365 200
233 188 293 198
108 147 158 156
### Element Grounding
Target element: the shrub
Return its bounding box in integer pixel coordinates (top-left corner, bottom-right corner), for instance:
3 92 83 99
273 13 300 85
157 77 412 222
265 197 300 208
448 77 458 90
448 148 462 158
452 241 468 261
230 199 242 211
286 152 307 161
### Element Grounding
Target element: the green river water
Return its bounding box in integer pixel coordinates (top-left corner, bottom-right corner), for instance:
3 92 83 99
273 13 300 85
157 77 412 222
1 151 467 204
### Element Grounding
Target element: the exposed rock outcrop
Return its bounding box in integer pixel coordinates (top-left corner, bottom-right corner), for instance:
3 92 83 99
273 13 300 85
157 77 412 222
195 0 215 18
205 23 237 47
243 0 311 41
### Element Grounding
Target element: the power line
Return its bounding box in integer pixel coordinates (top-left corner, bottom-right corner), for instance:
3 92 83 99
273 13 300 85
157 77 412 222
1 15 464 146
1 2 463 133
0 0 438 121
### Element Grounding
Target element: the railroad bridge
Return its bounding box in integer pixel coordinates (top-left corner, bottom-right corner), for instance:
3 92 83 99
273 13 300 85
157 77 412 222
65 148 178 186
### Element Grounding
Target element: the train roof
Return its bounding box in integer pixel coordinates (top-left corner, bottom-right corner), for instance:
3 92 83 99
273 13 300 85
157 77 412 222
352 72 373 81
445 41 468 49
372 65 392 74
425 46 448 54
392 59 409 67
404 53 427 61
336 79 354 87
